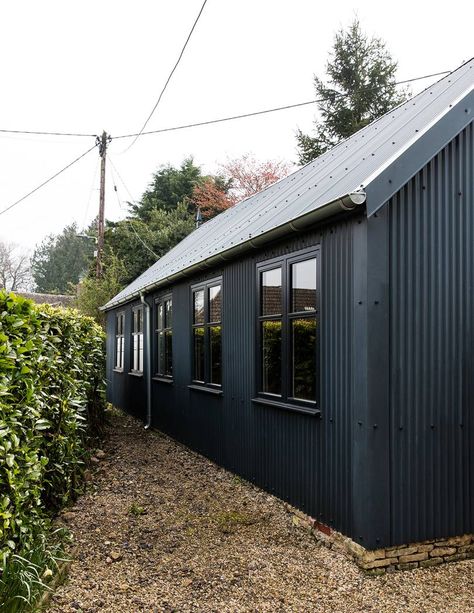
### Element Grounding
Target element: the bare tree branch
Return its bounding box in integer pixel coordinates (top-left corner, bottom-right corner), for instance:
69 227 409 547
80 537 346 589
0 241 32 292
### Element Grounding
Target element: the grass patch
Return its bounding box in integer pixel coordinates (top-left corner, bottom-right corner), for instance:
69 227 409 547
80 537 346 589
128 503 147 517
212 511 260 534
0 528 70 613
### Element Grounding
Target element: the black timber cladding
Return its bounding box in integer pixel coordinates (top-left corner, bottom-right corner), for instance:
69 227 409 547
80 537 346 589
106 216 357 539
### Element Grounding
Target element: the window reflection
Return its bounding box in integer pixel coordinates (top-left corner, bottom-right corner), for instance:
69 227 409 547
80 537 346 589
209 285 222 322
261 268 282 315
164 330 172 376
262 320 282 395
291 259 317 312
194 290 204 324
193 327 205 381
210 325 221 385
165 299 172 328
292 318 316 401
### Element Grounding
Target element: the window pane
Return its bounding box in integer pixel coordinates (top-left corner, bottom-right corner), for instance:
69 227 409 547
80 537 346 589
165 299 173 328
261 268 282 316
134 308 143 333
157 303 164 330
292 318 317 401
164 330 173 376
193 290 204 324
133 334 138 370
291 258 317 313
209 285 221 322
261 320 281 395
210 325 222 385
158 331 165 374
115 337 121 368
138 334 144 372
193 327 205 381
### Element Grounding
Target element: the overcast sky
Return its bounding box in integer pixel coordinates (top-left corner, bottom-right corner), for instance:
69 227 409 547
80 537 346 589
1 0 472 252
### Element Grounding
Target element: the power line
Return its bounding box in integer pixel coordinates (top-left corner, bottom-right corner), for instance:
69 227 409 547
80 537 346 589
0 144 98 217
113 69 452 141
81 156 101 229
0 128 97 138
0 69 451 143
124 0 209 151
108 157 159 259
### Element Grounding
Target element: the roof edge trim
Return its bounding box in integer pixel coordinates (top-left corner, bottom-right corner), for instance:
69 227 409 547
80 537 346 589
101 193 363 311
366 89 474 215
360 85 474 197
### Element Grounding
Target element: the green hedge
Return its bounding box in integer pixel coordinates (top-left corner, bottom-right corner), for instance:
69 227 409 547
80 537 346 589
0 291 105 567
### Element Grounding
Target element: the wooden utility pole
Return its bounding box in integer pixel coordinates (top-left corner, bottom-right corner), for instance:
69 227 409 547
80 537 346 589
96 131 111 278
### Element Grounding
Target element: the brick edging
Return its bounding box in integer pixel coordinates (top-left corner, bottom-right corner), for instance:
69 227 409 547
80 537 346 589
285 504 474 574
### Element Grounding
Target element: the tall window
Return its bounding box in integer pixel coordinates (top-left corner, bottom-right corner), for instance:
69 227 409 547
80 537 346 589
257 250 319 409
156 296 173 377
192 279 222 386
115 312 125 370
131 306 144 373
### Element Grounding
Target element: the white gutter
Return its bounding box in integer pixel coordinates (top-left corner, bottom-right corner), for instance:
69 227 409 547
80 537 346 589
102 191 366 312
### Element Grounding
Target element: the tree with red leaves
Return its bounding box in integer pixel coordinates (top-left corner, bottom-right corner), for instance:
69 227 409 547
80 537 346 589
220 154 292 205
191 177 233 220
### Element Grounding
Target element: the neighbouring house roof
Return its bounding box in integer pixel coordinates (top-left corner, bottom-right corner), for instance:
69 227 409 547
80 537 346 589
103 59 474 311
16 292 75 308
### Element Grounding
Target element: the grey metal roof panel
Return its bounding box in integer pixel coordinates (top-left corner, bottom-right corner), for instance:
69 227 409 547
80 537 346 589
104 59 474 310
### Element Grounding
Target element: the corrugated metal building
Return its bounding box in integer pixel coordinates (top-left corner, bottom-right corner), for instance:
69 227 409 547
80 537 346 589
103 60 474 551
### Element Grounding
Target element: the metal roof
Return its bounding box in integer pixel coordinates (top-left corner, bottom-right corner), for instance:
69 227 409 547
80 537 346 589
104 59 474 310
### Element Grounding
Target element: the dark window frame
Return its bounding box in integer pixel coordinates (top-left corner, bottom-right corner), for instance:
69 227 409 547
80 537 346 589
190 276 223 390
114 311 125 372
255 246 320 414
154 294 173 380
130 305 144 374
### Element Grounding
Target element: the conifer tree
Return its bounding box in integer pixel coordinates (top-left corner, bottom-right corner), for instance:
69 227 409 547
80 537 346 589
296 19 407 165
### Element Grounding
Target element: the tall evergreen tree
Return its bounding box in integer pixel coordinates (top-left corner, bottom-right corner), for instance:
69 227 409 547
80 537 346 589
130 157 203 221
296 19 408 165
31 223 95 294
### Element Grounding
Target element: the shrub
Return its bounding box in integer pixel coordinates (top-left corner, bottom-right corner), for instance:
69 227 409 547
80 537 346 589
0 291 106 568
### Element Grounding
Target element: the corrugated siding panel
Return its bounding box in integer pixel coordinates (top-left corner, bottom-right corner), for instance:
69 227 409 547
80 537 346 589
107 216 357 539
389 123 474 544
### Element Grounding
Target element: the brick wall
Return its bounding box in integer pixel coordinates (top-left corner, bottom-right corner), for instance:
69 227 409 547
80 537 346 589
287 504 474 575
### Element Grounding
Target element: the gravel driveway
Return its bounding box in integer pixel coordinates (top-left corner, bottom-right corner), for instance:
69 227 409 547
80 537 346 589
50 410 474 613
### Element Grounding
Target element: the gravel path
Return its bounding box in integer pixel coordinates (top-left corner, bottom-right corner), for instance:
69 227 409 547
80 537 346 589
51 410 474 613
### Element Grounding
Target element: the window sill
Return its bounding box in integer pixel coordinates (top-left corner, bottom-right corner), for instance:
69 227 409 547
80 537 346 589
153 376 173 384
251 397 320 416
128 371 144 378
113 368 124 373
188 384 223 396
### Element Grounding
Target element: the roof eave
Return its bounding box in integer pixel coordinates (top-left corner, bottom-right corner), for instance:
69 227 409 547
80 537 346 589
101 192 365 312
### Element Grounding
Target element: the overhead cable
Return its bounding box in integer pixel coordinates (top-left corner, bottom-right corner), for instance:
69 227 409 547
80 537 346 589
124 0 209 151
0 144 98 217
113 70 452 140
108 157 160 259
0 128 97 138
0 70 451 142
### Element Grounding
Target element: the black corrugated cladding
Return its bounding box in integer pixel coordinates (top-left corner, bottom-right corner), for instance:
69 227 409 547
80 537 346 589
105 117 474 550
106 299 146 421
106 215 357 540
387 123 474 545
